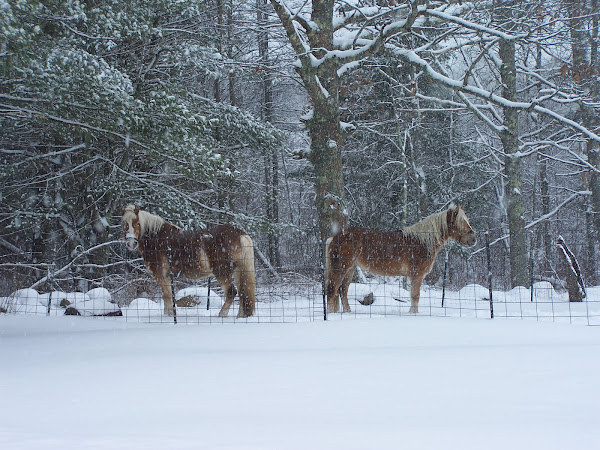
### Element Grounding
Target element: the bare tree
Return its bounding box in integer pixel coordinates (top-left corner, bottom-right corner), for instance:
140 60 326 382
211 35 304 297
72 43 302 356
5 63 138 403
268 0 427 241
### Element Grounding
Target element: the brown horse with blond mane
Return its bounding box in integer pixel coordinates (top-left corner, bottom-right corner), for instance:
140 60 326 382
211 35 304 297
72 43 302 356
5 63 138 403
121 205 256 318
325 204 476 314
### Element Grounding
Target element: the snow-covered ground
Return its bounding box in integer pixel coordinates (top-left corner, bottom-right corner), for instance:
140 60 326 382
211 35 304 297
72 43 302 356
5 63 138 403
1 314 599 449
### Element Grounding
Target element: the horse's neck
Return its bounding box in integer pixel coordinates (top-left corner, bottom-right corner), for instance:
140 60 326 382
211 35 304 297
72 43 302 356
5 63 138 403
162 222 181 236
144 221 179 238
403 212 449 254
429 235 448 256
138 222 180 255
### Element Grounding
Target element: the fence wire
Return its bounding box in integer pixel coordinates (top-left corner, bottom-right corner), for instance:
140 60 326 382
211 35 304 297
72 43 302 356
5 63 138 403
1 231 598 325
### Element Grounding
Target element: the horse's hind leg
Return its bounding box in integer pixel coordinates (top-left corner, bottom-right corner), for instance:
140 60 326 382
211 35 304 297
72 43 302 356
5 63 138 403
326 269 341 313
217 276 237 318
233 268 249 319
339 267 355 313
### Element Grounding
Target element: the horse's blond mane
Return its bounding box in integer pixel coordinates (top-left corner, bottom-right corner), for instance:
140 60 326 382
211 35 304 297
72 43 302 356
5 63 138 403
403 205 470 253
122 204 174 236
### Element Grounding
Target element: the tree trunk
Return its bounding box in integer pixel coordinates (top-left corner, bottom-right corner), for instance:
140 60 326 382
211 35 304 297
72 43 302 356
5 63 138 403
301 0 346 241
498 0 528 287
566 0 599 282
213 0 236 221
257 0 280 268
227 0 236 107
585 0 600 273
535 40 553 273
307 103 346 241
269 0 347 242
539 155 552 268
397 124 409 227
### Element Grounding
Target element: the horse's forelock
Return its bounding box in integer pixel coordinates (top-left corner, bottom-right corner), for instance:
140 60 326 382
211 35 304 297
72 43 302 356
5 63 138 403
121 204 138 219
121 206 137 225
454 206 473 232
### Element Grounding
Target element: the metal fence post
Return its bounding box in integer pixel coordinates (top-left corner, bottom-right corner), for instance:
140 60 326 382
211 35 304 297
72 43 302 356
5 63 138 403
46 263 54 316
530 237 535 303
322 238 327 321
167 237 177 325
169 270 177 324
441 250 448 307
207 277 211 311
485 230 494 319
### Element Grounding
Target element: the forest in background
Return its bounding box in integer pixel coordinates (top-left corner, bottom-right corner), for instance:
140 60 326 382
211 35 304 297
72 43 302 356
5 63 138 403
1 0 598 298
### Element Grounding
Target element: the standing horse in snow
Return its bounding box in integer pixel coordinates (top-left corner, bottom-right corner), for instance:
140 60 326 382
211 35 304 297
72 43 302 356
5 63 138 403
121 205 256 318
325 205 476 314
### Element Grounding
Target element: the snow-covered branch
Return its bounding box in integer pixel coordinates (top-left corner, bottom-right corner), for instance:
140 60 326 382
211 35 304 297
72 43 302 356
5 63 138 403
471 190 591 255
384 47 600 143
30 240 124 289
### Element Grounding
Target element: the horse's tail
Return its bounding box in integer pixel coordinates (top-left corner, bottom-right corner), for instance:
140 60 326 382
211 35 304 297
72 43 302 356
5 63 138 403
237 233 256 317
324 236 334 283
324 236 337 299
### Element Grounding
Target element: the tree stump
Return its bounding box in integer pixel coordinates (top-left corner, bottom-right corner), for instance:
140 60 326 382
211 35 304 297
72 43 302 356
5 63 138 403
556 236 586 302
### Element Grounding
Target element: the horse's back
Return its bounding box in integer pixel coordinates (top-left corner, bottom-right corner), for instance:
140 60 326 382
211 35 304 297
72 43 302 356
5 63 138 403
207 224 249 243
330 227 425 276
202 224 253 270
333 227 409 251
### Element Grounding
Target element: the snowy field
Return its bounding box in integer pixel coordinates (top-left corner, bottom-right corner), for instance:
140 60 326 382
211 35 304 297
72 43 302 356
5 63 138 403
1 314 599 450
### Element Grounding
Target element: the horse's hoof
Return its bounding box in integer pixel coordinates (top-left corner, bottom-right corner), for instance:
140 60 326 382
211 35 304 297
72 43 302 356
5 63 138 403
218 311 229 318
408 307 418 314
327 303 339 313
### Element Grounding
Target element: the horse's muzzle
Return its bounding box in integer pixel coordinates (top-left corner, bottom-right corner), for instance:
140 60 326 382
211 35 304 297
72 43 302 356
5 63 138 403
464 233 477 247
126 236 139 251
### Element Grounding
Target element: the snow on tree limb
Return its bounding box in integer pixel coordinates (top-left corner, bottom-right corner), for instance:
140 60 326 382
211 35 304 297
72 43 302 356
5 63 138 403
471 191 591 255
384 46 600 143
30 240 124 289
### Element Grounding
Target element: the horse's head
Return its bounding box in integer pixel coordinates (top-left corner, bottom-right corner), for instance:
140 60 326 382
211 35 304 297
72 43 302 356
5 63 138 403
121 204 141 251
447 205 476 247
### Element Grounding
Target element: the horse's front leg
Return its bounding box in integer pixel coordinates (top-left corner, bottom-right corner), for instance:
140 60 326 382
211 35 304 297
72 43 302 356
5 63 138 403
409 275 423 314
155 272 174 316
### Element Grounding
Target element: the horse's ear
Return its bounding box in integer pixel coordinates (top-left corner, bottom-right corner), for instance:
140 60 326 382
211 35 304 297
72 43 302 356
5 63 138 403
448 205 459 223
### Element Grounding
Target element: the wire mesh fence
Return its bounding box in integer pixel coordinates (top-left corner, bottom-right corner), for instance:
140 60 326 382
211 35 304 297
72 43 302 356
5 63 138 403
1 230 598 325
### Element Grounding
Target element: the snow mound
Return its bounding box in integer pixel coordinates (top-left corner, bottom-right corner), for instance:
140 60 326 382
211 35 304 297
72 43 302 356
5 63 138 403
9 288 40 306
39 291 90 308
76 298 121 316
458 284 490 299
175 286 220 306
507 285 531 300
532 281 559 301
87 287 112 303
126 297 161 310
